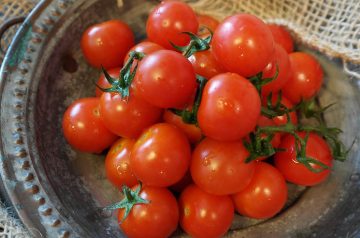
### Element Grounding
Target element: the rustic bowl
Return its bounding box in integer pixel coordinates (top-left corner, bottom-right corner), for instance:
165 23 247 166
0 0 359 237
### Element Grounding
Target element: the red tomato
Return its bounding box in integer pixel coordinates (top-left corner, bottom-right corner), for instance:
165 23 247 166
163 110 202 144
191 137 256 195
274 132 333 186
198 73 261 141
212 14 274 77
179 184 234 238
267 24 294 53
123 41 164 65
81 20 135 69
119 186 179 238
197 14 219 35
146 0 199 49
105 138 137 188
232 162 288 219
261 44 291 96
134 50 197 108
95 67 121 97
262 93 298 126
131 123 191 187
99 90 162 138
188 49 225 79
282 52 324 103
62 97 117 153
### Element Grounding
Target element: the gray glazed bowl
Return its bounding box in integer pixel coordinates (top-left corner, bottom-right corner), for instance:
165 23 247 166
0 0 360 237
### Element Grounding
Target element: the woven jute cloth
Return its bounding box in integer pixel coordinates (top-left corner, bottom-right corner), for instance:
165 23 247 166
0 0 359 237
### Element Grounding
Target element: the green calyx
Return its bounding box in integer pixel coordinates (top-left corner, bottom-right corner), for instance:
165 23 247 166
96 51 145 98
103 182 149 224
248 64 279 93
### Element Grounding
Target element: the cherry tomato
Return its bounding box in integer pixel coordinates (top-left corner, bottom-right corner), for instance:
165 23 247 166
262 93 298 126
267 24 294 53
105 138 137 188
62 97 117 153
232 162 288 219
81 20 134 69
282 52 324 104
179 184 234 238
95 67 120 97
197 14 219 35
99 90 162 138
119 186 179 238
261 44 291 96
131 123 191 187
188 49 225 79
123 41 164 66
163 110 202 144
198 73 261 141
134 50 197 108
146 0 199 49
212 14 274 77
274 132 333 186
191 137 255 195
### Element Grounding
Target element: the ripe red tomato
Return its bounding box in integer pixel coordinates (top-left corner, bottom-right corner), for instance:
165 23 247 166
99 90 162 138
212 14 274 77
105 138 137 188
197 14 219 35
274 132 333 186
232 162 288 219
267 24 294 53
123 41 164 65
81 20 134 69
179 184 234 238
197 73 261 141
131 123 191 187
282 52 324 103
119 186 179 238
95 67 120 97
163 110 202 144
62 97 117 153
134 50 197 108
261 44 291 96
188 49 225 79
191 137 256 195
262 93 298 126
146 0 199 49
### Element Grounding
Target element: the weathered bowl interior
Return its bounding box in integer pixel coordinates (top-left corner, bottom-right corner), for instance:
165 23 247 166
1 0 360 237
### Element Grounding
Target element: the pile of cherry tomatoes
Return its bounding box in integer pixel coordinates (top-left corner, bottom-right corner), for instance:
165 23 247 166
62 1 347 237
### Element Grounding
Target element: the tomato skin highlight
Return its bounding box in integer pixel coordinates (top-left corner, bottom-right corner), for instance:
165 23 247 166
105 138 137 188
81 20 135 69
261 44 291 96
163 110 202 144
119 186 179 238
212 14 274 77
282 52 324 104
232 162 288 219
191 137 256 195
267 24 294 53
146 0 199 49
99 91 162 138
198 73 261 141
134 50 197 108
274 132 333 186
62 97 117 153
179 184 234 238
131 123 191 187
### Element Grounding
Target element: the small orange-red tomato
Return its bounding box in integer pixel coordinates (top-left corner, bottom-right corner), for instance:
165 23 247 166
267 24 294 53
81 20 135 69
282 52 324 104
95 67 121 97
188 49 225 79
62 97 117 153
232 162 288 219
274 132 333 186
179 184 234 238
105 138 137 188
163 110 202 144
197 14 219 35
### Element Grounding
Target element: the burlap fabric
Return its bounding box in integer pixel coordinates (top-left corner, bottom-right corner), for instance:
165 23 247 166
0 0 359 237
